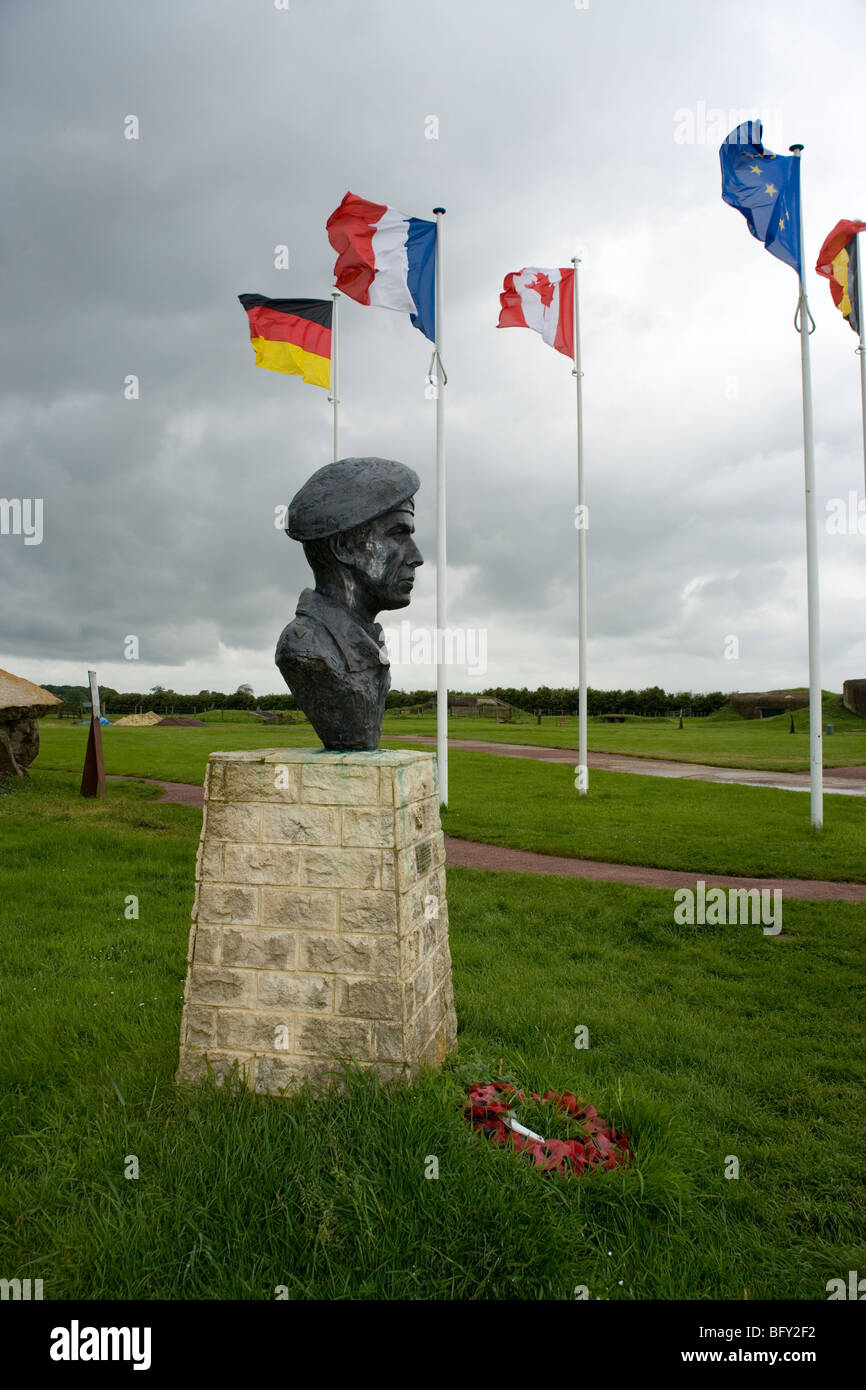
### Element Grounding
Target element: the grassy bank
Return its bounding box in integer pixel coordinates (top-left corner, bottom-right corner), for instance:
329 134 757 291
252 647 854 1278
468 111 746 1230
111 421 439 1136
381 695 866 771
33 727 866 881
1 774 863 1299
438 755 866 883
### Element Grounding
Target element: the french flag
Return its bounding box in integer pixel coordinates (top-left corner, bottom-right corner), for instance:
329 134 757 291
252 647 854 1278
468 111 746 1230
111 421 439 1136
498 267 575 359
326 192 437 342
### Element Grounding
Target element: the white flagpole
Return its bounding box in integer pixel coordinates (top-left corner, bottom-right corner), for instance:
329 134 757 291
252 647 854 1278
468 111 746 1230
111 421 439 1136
790 144 823 829
88 670 101 721
433 207 448 807
329 290 340 461
571 256 588 794
855 235 866 502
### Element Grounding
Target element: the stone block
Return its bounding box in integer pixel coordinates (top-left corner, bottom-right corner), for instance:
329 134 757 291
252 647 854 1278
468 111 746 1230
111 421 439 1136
216 1010 293 1052
395 837 442 894
412 956 434 1005
177 1050 253 1088
254 1055 333 1094
177 748 456 1097
300 846 379 889
405 1000 434 1057
301 762 379 805
399 928 421 976
261 887 337 930
335 977 402 1020
294 1013 373 1059
340 891 397 934
221 927 295 970
299 933 378 975
191 925 221 966
184 1005 217 1049
432 942 453 987
421 916 442 957
196 883 259 926
187 965 256 1009
401 880 436 932
393 758 436 807
375 936 400 976
342 807 395 848
222 843 300 886
257 971 332 1011
395 795 440 848
196 839 223 883
362 1061 411 1084
378 767 395 805
208 759 300 804
204 802 262 843
262 804 340 846
401 977 416 1022
374 1020 404 1061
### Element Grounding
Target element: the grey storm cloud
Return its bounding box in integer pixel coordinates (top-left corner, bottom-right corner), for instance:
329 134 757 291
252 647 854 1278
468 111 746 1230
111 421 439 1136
1 0 865 695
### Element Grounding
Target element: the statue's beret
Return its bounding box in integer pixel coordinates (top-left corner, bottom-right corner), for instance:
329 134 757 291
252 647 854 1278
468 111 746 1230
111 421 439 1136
287 457 420 541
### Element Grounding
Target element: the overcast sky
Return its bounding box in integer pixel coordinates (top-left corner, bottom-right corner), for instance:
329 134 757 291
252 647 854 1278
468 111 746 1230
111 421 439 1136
2 0 865 699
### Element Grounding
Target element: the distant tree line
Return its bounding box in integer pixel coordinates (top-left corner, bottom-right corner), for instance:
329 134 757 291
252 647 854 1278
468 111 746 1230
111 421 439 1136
43 684 300 714
480 686 730 717
42 683 730 719
44 683 440 713
385 689 435 709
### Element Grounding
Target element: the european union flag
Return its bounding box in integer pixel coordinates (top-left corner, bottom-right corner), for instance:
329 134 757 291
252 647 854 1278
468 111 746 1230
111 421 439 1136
720 119 802 276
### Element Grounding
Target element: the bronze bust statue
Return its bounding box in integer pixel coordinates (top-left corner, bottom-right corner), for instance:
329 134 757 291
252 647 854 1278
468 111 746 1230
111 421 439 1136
276 457 423 750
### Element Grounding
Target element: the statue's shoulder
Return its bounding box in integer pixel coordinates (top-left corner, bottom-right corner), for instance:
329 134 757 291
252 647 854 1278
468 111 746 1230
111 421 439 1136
276 605 340 673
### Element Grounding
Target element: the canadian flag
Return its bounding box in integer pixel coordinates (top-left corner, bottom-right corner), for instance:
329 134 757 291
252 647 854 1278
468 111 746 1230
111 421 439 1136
497 266 574 359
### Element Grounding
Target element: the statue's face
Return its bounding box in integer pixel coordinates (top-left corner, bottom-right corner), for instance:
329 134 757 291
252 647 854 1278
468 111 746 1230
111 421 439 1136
333 502 423 612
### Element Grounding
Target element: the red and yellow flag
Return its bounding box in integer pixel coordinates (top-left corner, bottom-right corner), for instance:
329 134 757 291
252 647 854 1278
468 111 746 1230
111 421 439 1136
815 220 866 336
238 295 332 387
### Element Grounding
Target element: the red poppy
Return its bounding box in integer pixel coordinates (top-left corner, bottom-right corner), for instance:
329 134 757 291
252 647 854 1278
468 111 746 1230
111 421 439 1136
463 1082 631 1178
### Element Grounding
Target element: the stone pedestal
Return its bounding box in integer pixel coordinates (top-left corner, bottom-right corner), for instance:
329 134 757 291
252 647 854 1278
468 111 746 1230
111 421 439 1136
176 748 457 1094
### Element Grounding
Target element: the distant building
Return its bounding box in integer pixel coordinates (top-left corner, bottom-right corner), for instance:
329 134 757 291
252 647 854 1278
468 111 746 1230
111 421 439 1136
420 695 514 718
730 689 809 720
842 680 866 718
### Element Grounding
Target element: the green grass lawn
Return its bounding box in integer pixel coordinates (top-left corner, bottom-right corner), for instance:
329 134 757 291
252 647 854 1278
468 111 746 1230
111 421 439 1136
38 722 318 783
381 694 866 772
195 708 305 724
1 772 862 1300
40 694 866 779
35 724 866 882
437 755 866 883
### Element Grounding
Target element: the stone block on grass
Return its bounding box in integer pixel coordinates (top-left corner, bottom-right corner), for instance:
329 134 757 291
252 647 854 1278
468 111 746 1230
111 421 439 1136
177 748 457 1094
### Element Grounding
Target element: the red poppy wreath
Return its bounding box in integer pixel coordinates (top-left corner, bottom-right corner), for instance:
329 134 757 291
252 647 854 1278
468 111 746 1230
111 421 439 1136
464 1082 631 1177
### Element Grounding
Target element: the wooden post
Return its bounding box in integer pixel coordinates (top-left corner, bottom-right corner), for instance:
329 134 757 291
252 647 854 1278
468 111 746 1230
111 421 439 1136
80 670 106 798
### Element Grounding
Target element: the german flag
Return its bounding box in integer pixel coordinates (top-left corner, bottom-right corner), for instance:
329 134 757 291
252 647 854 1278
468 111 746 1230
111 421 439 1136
815 220 866 336
238 294 332 387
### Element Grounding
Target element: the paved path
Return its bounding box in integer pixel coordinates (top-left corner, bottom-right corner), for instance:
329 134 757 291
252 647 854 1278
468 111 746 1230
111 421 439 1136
384 735 866 796
119 777 203 805
443 837 866 902
111 776 866 903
